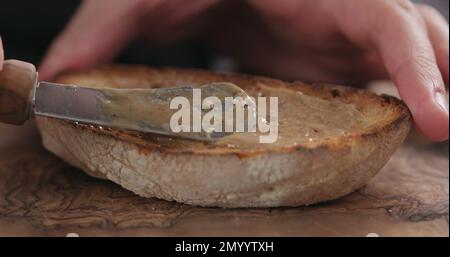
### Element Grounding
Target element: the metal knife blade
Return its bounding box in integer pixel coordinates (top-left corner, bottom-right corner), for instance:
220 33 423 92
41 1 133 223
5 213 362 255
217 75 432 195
34 82 250 141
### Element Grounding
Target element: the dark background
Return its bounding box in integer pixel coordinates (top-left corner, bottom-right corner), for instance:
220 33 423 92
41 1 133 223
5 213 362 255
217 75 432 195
0 0 448 71
0 0 212 69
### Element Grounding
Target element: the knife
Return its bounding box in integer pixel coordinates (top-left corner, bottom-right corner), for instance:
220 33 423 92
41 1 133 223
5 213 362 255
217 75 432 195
0 60 250 141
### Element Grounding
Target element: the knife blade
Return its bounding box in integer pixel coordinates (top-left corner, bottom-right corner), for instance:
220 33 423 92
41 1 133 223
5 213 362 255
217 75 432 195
0 60 253 141
34 82 249 141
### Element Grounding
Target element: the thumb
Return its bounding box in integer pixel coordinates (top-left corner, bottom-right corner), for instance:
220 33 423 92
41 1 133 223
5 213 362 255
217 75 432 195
39 0 144 81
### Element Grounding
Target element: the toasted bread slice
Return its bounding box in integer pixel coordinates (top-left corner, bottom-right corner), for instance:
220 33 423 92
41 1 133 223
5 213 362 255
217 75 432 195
35 65 412 208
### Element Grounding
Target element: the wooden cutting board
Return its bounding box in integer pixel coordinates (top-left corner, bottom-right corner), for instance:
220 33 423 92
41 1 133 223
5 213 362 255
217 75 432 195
0 122 448 237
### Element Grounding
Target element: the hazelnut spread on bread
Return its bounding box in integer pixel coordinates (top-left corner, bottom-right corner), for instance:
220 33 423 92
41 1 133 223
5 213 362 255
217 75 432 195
36 65 411 207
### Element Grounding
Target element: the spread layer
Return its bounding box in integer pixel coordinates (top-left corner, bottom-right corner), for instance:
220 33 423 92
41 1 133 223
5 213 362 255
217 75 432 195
72 84 366 151
56 69 389 153
215 84 364 149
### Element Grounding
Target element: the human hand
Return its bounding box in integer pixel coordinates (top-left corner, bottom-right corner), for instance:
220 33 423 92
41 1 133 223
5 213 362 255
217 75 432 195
39 0 449 141
39 0 218 80
209 0 449 141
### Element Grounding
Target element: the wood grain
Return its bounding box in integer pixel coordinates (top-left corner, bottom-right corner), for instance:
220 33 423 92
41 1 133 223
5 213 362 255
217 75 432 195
0 123 448 237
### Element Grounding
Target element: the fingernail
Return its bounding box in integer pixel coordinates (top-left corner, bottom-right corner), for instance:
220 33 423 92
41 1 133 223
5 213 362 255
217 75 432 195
435 91 449 114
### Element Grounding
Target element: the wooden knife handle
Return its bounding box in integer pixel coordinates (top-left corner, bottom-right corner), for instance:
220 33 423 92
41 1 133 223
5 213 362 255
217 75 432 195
0 60 37 125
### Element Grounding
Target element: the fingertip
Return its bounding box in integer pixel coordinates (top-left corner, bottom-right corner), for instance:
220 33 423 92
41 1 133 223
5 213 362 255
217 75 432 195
410 92 449 142
394 61 449 141
414 116 449 142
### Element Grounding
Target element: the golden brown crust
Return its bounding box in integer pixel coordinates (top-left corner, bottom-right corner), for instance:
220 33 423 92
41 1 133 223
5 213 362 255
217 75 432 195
53 65 411 156
35 65 412 207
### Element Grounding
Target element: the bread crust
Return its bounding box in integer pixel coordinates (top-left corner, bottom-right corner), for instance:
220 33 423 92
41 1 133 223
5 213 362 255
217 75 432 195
35 65 412 207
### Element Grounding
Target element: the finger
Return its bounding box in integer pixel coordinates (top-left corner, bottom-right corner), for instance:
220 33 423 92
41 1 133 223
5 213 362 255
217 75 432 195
251 0 448 140
0 36 4 70
140 0 220 44
416 4 449 84
371 1 449 141
332 0 449 141
39 0 144 80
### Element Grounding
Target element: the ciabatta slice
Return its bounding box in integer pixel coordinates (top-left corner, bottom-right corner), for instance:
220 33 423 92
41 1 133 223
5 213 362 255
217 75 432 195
35 65 411 207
